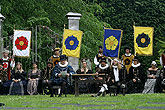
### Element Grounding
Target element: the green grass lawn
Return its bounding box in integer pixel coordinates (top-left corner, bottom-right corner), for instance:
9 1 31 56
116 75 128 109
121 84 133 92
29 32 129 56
0 94 165 110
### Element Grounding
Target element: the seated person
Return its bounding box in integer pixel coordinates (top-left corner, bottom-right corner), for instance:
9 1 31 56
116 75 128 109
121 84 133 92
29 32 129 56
76 59 93 93
9 62 27 95
27 62 41 95
0 61 8 95
142 61 160 94
76 59 93 80
49 55 75 97
127 58 145 93
95 57 110 80
108 58 122 95
91 57 110 96
41 60 53 94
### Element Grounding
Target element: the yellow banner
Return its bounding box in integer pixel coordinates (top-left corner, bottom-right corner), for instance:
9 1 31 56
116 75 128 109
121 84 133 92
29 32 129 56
62 29 83 58
134 26 154 56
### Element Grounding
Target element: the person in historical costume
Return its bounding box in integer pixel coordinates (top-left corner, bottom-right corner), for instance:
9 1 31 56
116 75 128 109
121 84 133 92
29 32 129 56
91 57 110 96
160 51 165 68
155 67 165 93
108 58 123 95
94 46 104 67
27 62 41 95
127 58 146 93
76 59 93 93
155 51 165 93
50 48 60 67
8 62 27 95
49 55 75 97
41 59 53 94
121 47 134 82
0 49 15 80
76 59 93 78
142 61 160 94
0 61 8 95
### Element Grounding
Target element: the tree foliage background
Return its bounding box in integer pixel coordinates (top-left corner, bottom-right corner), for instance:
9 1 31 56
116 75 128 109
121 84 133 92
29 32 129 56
0 0 164 71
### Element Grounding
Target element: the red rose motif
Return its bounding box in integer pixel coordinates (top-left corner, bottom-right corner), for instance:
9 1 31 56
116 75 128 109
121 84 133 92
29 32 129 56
15 36 28 51
3 63 8 68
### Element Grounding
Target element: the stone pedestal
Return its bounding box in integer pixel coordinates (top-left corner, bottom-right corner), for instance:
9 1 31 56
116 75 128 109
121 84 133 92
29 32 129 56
0 12 5 58
66 12 82 71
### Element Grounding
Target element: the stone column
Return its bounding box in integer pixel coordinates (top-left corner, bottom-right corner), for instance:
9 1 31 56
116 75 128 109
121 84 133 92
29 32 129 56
0 8 5 58
66 12 82 71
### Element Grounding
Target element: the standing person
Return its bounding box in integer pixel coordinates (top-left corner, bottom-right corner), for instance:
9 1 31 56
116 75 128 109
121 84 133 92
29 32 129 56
0 61 8 95
50 48 60 67
142 61 160 94
27 62 41 95
127 58 145 93
41 59 53 94
9 62 27 95
49 55 75 97
121 47 134 82
94 46 104 67
0 49 15 80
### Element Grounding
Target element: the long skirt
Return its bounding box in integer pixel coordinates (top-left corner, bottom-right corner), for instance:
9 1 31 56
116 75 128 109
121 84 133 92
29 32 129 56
9 81 25 95
27 80 38 95
142 79 156 94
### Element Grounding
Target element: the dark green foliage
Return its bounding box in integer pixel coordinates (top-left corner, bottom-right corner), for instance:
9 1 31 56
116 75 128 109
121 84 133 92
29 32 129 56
83 0 165 70
0 0 164 71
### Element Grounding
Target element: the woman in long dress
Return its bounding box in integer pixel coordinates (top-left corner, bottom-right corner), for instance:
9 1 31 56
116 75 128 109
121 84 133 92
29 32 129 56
27 62 41 95
9 62 27 95
142 61 160 93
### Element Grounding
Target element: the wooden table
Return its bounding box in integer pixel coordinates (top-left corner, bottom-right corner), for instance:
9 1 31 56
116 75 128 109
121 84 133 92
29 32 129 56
72 74 106 96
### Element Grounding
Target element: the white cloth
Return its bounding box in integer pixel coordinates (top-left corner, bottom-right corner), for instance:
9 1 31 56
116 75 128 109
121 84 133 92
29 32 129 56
113 65 119 82
132 63 141 68
160 56 163 66
94 56 99 66
99 84 108 92
99 64 109 70
13 30 31 57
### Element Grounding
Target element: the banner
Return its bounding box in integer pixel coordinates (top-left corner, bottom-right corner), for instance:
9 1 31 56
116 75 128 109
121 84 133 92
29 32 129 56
134 26 154 55
13 30 31 57
62 29 83 58
103 28 123 58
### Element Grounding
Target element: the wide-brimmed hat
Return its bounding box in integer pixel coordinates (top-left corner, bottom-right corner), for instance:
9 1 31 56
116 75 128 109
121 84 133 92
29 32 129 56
47 59 53 65
60 55 67 61
99 57 107 63
133 57 138 61
54 48 60 51
98 46 102 49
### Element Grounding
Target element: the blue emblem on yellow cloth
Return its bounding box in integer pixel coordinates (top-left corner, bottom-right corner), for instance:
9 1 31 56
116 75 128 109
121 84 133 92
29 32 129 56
65 35 79 50
62 29 83 58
